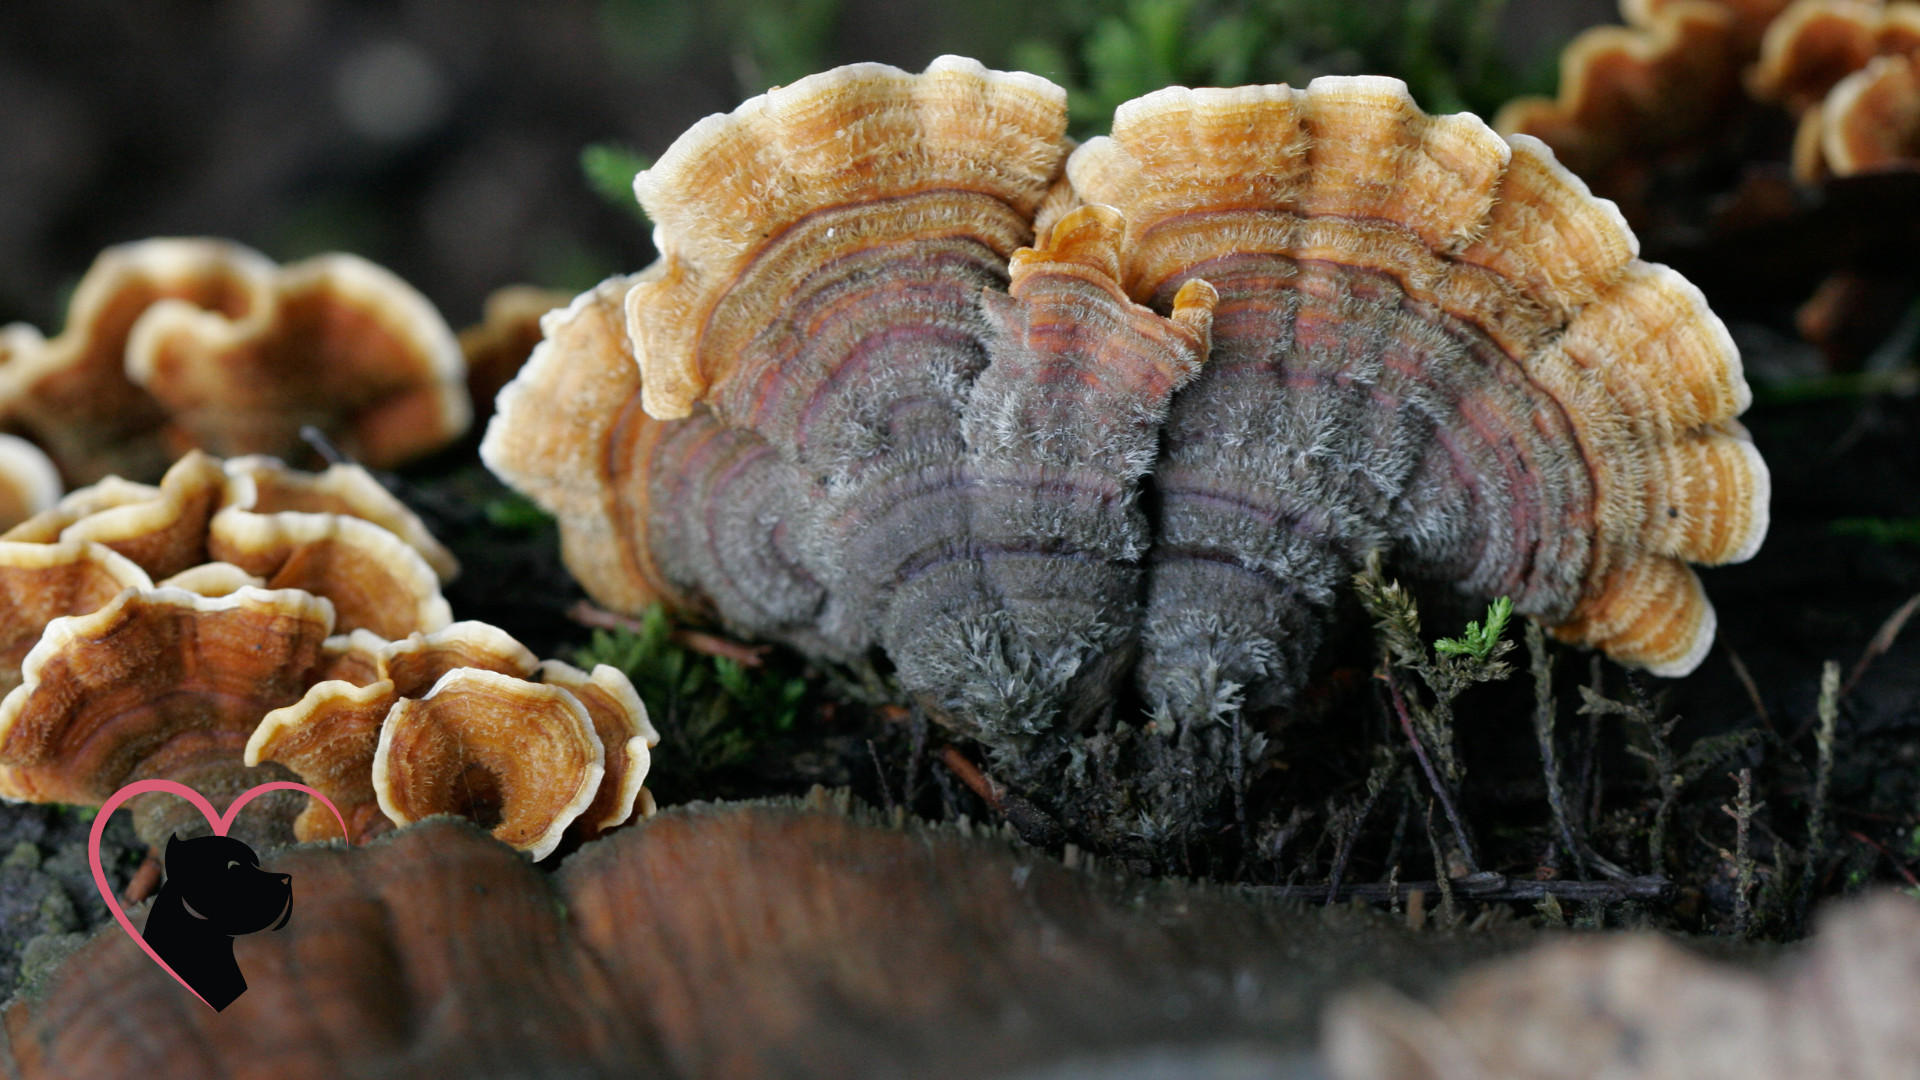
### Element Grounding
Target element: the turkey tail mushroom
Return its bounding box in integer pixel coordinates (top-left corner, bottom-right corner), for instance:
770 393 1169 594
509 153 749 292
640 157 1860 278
485 60 1768 831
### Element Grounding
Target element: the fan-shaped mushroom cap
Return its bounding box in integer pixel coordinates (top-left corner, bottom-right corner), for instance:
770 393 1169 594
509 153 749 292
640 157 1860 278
373 668 604 860
207 505 451 639
1798 51 1920 176
0 541 150 695
1066 76 1765 684
249 622 547 843
0 477 157 544
534 659 655 837
0 450 452 643
1750 0 1920 111
380 620 538 694
629 54 1070 419
0 239 467 485
2 450 224 580
222 454 458 582
0 586 335 844
0 435 61 533
123 244 469 469
614 56 1074 677
0 241 245 484
1494 0 1790 186
460 285 572 423
245 679 398 845
313 627 388 685
481 277 687 616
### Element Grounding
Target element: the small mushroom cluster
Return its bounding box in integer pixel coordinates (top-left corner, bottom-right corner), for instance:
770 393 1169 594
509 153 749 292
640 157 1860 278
0 451 654 858
1502 0 1920 190
1495 0 1793 200
1754 0 1920 181
248 621 656 861
0 238 473 493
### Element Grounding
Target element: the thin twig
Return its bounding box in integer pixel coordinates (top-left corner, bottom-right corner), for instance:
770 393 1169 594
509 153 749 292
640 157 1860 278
1422 798 1457 927
1580 657 1604 837
867 739 896 817
1326 759 1395 906
567 601 768 666
1843 592 1920 698
1386 672 1479 874
1231 710 1249 845
1527 620 1586 880
299 424 350 466
1378 783 1411 885
905 708 928 810
1800 661 1842 925
940 745 999 812
1847 830 1920 888
123 854 163 905
1725 646 1771 730
1722 767 1756 939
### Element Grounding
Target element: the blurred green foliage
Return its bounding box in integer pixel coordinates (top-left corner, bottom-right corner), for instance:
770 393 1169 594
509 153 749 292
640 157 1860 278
596 0 1529 130
1003 0 1522 131
599 0 841 93
580 143 654 224
481 490 557 532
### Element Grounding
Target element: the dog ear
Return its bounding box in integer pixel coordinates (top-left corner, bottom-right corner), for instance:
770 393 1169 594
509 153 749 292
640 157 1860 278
165 834 182 864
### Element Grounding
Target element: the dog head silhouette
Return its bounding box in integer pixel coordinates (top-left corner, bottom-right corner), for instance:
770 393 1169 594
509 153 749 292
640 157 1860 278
141 833 292 1011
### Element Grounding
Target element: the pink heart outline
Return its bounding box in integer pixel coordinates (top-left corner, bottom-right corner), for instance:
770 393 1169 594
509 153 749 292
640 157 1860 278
87 779 350 1011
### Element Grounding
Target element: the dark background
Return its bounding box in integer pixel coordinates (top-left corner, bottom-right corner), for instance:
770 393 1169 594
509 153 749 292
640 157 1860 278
0 0 1608 333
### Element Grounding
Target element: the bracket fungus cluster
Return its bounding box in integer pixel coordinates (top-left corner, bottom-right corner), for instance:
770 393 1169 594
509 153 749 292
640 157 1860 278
0 583 336 845
0 450 648 856
0 450 456 655
485 57 1768 842
1503 0 1920 192
0 238 471 486
1494 0 1794 198
248 621 657 861
1752 0 1920 180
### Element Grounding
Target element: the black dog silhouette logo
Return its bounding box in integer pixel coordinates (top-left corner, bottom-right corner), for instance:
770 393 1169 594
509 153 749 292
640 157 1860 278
142 834 293 1011
88 778 349 1012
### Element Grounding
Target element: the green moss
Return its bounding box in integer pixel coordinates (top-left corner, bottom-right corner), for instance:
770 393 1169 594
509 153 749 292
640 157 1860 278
575 606 810 796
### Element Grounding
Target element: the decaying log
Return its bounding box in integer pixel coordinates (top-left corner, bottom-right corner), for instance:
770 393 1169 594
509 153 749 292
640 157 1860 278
3 793 1539 1079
